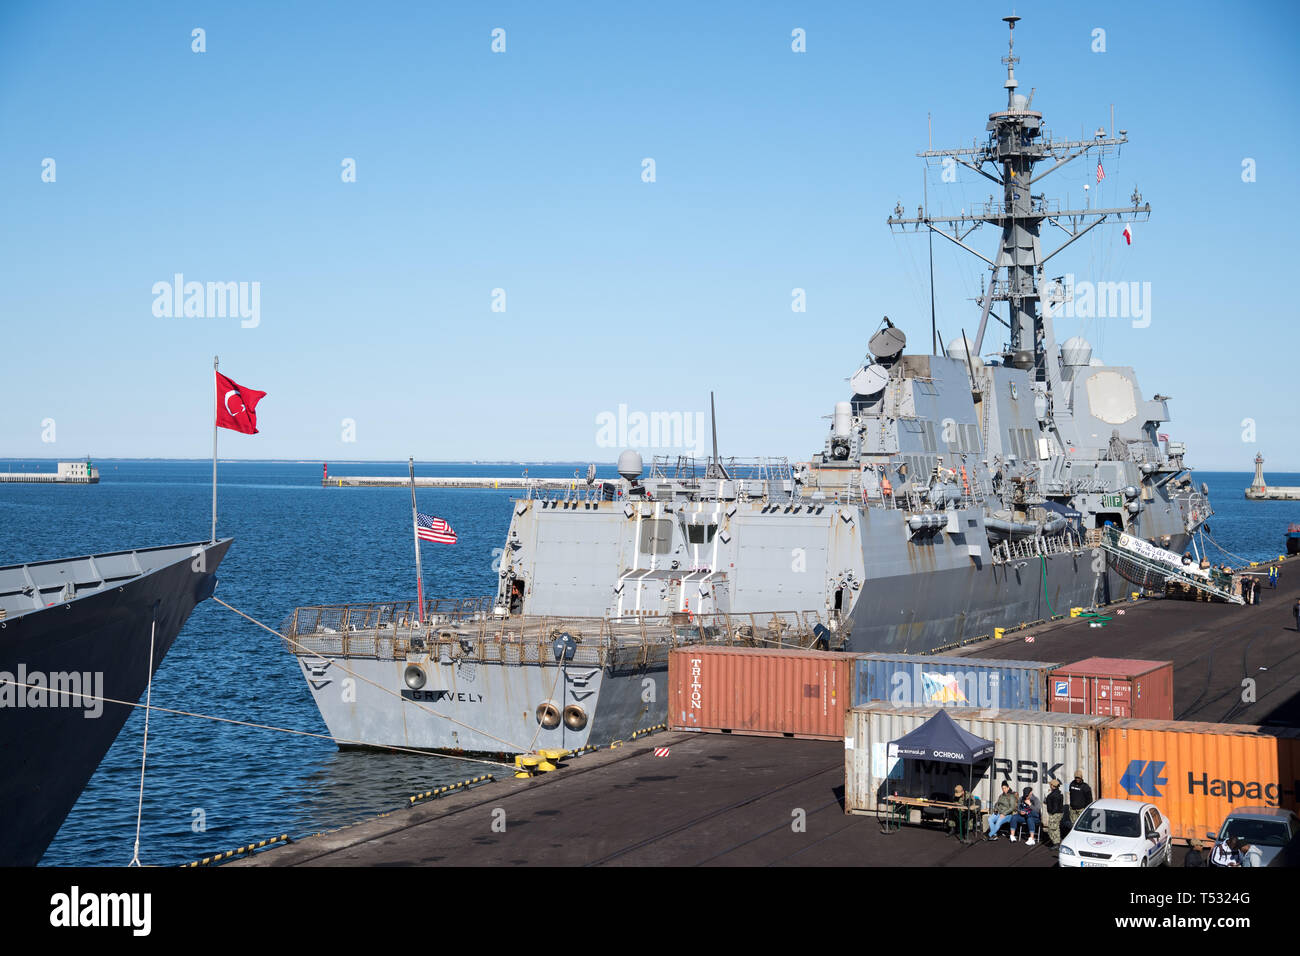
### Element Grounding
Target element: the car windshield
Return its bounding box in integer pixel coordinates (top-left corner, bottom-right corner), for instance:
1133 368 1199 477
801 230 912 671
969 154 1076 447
1220 819 1292 848
1074 808 1141 838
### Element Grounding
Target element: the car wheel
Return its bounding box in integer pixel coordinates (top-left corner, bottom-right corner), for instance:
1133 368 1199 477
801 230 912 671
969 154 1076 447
1140 858 1147 867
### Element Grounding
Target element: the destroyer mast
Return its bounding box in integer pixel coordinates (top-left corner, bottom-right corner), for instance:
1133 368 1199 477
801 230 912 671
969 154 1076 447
889 15 1150 441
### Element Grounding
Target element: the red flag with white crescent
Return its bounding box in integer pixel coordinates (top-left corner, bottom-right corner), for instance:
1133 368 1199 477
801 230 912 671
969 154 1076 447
215 372 266 434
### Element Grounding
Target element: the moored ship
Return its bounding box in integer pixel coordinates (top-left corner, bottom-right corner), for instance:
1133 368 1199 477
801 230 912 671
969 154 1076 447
0 538 230 865
284 16 1214 754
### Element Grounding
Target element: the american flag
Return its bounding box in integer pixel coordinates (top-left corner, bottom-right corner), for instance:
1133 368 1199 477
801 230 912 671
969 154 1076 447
1159 433 1170 442
1096 161 1105 184
416 513 457 544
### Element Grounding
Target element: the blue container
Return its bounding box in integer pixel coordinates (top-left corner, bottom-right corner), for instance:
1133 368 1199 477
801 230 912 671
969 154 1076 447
852 654 1060 712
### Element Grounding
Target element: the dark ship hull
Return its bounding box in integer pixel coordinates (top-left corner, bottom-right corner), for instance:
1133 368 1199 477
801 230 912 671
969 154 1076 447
0 538 231 866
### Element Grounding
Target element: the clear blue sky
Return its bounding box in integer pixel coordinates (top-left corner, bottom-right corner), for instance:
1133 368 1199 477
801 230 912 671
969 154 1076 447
2 1 1296 469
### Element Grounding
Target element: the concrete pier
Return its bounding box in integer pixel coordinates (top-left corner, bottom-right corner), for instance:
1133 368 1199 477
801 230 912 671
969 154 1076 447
234 733 1058 868
952 556 1300 725
320 475 583 490
232 559 1300 869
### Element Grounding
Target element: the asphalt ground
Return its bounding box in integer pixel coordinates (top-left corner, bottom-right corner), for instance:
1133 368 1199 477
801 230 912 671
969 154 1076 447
238 732 1066 867
951 559 1300 724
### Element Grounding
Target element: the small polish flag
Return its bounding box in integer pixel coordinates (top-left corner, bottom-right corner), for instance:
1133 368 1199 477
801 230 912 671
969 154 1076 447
1123 223 1133 245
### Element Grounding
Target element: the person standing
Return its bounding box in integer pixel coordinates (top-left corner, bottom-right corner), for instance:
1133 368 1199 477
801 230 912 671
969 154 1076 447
1183 839 1208 867
1293 598 1300 632
1068 770 1093 824
1210 836 1242 867
1043 779 1065 847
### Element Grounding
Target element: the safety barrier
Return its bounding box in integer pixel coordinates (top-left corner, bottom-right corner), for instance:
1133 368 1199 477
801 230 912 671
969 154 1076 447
180 834 289 868
408 774 494 806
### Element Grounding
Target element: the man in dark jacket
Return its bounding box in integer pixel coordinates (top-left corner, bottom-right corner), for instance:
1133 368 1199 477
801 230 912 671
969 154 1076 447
1068 770 1093 823
1183 838 1209 867
1043 779 1065 846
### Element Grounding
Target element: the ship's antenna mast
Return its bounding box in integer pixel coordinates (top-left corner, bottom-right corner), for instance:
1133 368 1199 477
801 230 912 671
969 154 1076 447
709 392 730 479
925 128 937 356
887 14 1150 394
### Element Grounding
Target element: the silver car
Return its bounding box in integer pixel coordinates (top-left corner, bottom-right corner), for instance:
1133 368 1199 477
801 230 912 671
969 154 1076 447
1208 807 1300 867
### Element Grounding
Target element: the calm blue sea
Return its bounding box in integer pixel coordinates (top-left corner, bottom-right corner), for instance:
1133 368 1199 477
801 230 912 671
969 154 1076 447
0 459 615 867
1 461 1296 866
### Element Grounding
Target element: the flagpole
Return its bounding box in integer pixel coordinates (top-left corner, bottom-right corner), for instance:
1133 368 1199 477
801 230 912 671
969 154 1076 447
409 457 425 626
211 355 219 543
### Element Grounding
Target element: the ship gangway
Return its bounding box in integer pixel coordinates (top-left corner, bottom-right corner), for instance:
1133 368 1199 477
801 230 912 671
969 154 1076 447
1099 527 1243 605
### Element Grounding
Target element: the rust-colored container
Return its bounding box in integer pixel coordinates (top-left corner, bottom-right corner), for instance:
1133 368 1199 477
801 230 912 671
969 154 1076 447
1048 657 1173 720
1100 719 1300 842
668 645 853 741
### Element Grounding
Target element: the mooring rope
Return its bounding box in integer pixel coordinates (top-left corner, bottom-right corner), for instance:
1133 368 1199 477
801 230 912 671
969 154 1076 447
128 610 158 866
1199 528 1256 569
0 677 513 769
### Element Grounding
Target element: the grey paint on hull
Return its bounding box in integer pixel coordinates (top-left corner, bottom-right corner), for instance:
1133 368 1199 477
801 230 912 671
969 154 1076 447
0 539 231 866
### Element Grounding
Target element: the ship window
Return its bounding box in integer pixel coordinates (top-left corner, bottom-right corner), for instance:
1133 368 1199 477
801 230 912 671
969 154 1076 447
640 519 673 554
686 524 717 544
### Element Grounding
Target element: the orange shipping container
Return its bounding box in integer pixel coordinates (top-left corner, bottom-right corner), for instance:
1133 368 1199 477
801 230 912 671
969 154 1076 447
668 646 853 741
1100 719 1300 843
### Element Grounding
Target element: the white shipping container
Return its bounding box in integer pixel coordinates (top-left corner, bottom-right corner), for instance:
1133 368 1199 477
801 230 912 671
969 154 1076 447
844 705 1111 816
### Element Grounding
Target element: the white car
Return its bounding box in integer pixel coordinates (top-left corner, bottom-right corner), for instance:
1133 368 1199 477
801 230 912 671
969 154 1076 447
1059 798 1172 867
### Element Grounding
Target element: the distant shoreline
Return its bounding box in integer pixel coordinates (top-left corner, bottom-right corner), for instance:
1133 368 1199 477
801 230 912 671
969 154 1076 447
0 458 619 466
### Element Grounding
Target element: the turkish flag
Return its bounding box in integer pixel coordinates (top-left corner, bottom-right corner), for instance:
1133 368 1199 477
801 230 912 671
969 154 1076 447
215 372 266 434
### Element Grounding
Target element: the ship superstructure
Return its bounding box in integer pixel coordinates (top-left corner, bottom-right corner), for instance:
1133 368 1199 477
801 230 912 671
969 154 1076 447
286 17 1213 754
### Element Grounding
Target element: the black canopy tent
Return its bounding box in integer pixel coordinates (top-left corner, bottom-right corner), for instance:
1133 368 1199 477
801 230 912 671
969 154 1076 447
885 710 996 835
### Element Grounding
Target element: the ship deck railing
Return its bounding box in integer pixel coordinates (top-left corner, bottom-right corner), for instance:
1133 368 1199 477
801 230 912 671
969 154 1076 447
279 602 836 666
649 455 794 483
990 530 1085 565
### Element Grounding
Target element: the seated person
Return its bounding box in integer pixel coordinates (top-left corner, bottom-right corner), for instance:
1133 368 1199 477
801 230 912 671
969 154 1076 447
986 782 1018 840
946 784 978 835
1014 786 1042 846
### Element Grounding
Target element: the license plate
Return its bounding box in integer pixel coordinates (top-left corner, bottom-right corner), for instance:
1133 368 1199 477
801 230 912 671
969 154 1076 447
1081 862 1106 867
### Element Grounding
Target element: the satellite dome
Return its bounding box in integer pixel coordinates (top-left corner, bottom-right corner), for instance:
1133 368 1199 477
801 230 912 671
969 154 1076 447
1060 336 1093 367
945 335 984 369
617 449 643 481
1011 93 1030 111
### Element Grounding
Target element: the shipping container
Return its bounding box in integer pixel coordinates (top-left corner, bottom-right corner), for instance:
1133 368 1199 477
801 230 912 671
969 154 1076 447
1100 719 1300 842
853 654 1060 711
1048 658 1173 720
668 645 853 741
844 704 1110 817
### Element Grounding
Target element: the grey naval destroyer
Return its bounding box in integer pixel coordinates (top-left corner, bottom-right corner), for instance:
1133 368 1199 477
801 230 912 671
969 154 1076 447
284 17 1213 755
0 538 231 865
